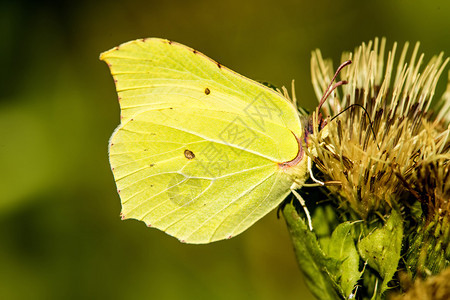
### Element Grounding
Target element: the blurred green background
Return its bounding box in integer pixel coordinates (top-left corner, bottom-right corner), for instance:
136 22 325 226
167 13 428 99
1 0 449 299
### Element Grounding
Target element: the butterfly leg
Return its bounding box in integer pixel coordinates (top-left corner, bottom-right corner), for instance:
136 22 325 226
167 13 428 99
307 156 324 186
290 183 313 231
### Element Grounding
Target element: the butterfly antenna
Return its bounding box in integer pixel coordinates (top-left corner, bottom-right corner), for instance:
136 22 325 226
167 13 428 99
317 60 352 112
330 103 381 150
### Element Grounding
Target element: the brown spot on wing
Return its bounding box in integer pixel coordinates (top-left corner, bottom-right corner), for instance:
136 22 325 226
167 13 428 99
204 87 210 95
184 149 195 159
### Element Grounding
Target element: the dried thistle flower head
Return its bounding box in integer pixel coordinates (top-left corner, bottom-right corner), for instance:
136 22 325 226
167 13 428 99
309 38 450 220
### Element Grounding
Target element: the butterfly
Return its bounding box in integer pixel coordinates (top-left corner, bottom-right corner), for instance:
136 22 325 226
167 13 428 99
100 38 349 243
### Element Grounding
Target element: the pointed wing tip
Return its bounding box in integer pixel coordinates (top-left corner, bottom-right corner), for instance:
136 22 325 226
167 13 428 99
99 45 121 61
99 47 118 63
99 50 110 61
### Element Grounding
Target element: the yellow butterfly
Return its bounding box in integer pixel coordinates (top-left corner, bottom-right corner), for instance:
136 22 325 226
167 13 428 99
100 38 348 243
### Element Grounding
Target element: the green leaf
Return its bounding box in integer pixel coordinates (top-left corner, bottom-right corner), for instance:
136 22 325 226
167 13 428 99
283 203 341 300
327 222 362 298
357 210 403 295
313 205 340 251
